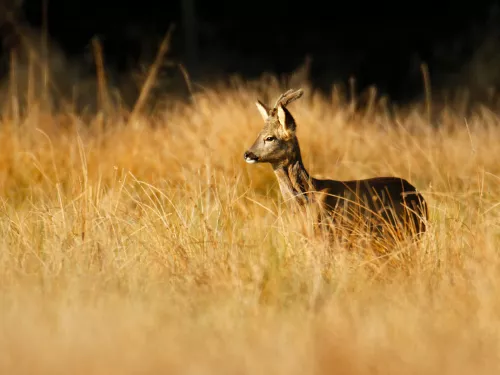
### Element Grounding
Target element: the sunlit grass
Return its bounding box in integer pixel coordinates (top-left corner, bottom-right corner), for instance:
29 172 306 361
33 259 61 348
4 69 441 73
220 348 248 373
0 77 500 374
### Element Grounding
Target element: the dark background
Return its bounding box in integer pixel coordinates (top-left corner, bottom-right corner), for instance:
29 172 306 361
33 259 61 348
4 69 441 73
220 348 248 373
2 0 500 105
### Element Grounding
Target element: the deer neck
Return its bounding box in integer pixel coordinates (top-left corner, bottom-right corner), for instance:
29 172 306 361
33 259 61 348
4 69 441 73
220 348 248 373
272 153 315 205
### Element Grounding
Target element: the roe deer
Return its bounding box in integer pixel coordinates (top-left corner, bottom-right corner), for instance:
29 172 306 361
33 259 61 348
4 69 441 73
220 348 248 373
243 89 428 240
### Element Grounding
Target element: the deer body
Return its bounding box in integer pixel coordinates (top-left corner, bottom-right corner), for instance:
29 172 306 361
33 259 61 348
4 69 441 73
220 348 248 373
244 89 428 238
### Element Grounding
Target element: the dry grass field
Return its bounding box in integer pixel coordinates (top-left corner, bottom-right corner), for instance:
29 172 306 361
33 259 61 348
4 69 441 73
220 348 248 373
1 75 500 374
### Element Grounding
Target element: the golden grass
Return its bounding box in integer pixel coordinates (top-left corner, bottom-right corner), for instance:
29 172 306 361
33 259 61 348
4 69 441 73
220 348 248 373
1 78 500 374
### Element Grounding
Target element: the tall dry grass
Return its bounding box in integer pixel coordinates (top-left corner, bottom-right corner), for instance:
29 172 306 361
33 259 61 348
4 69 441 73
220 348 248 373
0 76 500 374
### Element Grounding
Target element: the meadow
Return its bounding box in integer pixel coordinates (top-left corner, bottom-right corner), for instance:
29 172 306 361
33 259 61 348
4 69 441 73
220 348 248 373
1 73 500 374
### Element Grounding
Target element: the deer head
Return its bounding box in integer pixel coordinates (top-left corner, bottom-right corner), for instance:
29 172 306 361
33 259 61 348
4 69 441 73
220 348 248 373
244 89 304 167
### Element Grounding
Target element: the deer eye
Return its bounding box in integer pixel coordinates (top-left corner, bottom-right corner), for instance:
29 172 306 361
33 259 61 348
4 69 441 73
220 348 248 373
265 136 276 142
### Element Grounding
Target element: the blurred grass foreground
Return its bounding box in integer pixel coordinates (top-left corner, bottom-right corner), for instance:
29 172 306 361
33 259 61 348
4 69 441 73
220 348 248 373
1 50 500 374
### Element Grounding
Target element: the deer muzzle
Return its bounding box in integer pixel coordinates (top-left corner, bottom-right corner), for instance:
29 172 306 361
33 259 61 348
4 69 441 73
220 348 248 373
244 151 259 164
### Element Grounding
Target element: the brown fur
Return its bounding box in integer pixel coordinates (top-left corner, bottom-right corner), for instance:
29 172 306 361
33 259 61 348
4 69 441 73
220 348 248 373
244 89 428 240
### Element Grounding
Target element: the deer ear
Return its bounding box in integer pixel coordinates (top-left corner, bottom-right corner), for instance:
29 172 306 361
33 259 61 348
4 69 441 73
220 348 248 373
277 104 296 133
255 100 270 121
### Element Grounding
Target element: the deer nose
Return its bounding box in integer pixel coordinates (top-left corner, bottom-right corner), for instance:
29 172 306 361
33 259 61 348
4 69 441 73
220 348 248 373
244 151 258 164
244 150 255 159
